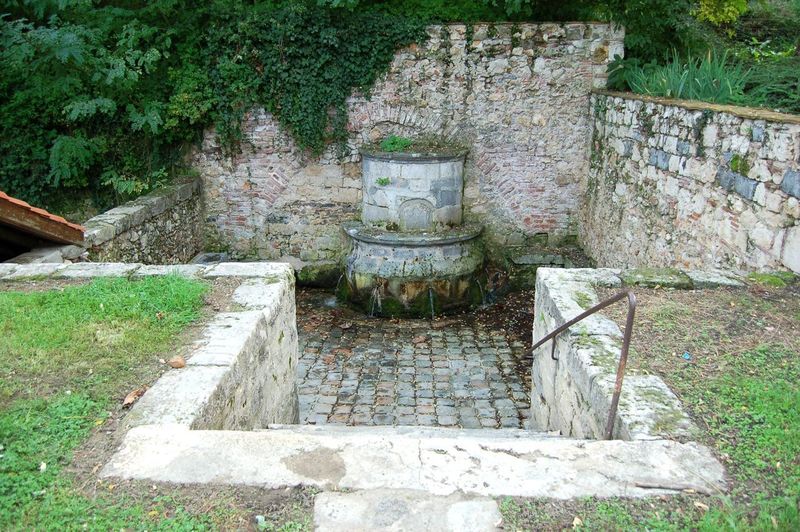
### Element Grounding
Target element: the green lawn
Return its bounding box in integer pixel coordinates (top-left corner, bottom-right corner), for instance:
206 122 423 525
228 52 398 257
0 276 231 530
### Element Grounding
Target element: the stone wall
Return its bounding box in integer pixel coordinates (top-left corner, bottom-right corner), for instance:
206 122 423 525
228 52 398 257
86 179 204 264
194 23 623 278
582 92 800 274
530 268 716 441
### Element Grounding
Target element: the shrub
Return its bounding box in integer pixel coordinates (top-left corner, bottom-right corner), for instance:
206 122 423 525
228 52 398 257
626 51 749 104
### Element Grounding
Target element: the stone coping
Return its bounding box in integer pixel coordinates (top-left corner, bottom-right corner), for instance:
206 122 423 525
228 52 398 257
359 147 468 163
101 424 725 498
0 261 293 281
342 221 483 246
593 90 800 125
84 178 201 248
531 267 743 441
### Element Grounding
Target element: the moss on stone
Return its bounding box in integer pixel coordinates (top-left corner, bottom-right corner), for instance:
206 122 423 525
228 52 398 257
620 268 693 289
729 153 750 176
747 271 796 288
296 263 342 288
574 291 594 310
651 408 687 436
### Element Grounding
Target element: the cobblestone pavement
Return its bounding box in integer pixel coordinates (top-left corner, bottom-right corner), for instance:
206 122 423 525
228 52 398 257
296 289 534 429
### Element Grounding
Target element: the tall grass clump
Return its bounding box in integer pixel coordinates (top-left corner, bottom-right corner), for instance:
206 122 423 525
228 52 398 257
628 51 749 104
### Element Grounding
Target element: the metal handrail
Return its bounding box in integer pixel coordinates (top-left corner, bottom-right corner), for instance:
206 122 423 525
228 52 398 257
530 290 636 440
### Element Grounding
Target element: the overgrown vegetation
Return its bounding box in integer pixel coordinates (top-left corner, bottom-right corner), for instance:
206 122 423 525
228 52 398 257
609 1 800 113
624 51 749 104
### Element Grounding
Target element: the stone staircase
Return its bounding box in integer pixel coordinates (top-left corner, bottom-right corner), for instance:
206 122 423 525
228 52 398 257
101 423 725 531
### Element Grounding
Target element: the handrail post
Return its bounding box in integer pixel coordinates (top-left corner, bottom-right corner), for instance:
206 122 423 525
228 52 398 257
530 290 636 440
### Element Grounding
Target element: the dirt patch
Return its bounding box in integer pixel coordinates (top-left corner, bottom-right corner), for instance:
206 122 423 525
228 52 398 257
596 283 800 384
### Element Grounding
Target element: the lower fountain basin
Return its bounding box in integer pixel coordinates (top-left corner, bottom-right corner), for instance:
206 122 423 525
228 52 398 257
340 222 485 317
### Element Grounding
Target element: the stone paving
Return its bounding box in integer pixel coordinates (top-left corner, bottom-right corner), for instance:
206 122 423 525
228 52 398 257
296 289 533 428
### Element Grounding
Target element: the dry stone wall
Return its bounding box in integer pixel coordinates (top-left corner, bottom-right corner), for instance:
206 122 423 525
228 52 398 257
87 179 204 264
194 23 623 278
582 92 800 274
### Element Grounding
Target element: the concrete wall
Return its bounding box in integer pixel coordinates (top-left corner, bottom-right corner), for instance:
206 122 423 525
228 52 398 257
582 92 800 274
194 23 624 279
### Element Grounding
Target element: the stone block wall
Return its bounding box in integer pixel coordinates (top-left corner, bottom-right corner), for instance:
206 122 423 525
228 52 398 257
531 268 699 440
194 23 623 277
87 179 204 264
582 92 800 273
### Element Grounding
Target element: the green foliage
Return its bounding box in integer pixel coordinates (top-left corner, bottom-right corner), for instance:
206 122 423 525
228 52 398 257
626 51 749 104
0 275 208 403
379 135 414 152
737 57 800 114
0 394 222 529
0 1 424 209
694 0 748 26
203 3 425 156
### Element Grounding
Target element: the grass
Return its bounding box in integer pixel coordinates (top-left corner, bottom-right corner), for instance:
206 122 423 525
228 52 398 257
0 276 208 405
0 276 232 529
501 282 800 530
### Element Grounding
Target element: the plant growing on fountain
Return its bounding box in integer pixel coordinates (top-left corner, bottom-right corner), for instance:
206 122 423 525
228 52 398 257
339 139 486 318
379 135 413 152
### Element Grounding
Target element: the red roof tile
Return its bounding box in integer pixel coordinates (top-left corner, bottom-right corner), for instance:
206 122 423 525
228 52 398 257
0 190 84 245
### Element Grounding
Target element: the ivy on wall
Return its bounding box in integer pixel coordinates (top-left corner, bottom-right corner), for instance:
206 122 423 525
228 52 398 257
0 1 424 210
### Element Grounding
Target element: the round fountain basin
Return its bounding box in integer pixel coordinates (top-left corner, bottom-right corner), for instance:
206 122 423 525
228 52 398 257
340 222 485 317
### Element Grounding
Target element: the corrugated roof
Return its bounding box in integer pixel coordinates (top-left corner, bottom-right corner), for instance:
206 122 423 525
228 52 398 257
0 190 85 246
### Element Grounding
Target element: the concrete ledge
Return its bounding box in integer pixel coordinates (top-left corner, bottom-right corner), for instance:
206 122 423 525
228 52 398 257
101 424 725 499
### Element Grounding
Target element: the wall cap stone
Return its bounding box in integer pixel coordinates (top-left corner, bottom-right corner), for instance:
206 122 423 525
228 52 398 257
593 90 800 125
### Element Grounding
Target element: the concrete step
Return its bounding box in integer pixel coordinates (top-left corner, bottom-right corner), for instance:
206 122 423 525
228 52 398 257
313 489 502 532
101 424 725 500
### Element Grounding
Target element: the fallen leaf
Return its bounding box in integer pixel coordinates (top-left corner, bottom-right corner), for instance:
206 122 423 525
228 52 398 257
693 501 709 512
168 356 186 368
322 355 335 365
572 516 583 529
412 335 427 344
156 311 164 320
332 347 352 357
122 387 147 408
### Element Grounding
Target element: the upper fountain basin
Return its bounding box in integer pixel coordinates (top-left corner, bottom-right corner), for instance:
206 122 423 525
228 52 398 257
359 148 467 232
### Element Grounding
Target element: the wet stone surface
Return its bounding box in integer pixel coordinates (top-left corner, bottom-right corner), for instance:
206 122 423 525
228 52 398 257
296 289 534 428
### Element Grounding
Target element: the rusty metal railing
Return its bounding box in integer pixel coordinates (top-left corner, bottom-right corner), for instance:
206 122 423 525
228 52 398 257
530 290 637 440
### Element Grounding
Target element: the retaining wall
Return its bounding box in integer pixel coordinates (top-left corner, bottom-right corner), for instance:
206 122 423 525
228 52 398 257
0 261 299 429
582 92 800 274
528 267 746 440
194 23 624 279
9 179 204 265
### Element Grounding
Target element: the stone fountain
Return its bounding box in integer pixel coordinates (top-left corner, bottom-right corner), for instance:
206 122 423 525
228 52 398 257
340 146 485 317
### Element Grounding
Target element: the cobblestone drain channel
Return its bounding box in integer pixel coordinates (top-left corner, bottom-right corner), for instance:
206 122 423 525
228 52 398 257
296 289 534 429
